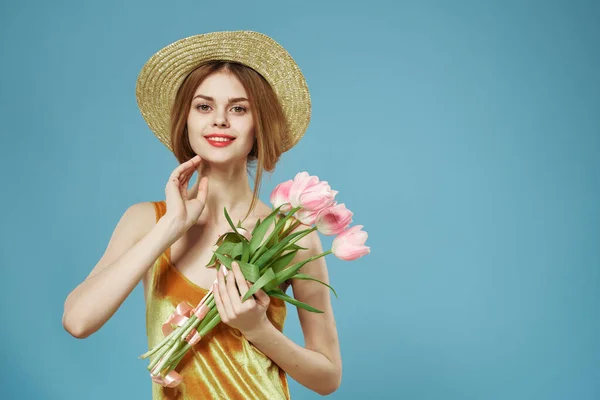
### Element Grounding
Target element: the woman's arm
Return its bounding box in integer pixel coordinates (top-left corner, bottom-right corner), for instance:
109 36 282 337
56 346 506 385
243 229 342 396
62 202 177 339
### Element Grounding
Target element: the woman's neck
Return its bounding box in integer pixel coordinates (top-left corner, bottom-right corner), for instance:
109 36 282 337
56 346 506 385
193 162 256 227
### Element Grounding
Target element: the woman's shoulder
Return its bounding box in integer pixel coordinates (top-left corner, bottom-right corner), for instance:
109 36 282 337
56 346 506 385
125 200 161 218
118 201 163 237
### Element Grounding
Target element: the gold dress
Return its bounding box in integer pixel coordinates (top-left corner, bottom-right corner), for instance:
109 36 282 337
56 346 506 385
146 201 290 399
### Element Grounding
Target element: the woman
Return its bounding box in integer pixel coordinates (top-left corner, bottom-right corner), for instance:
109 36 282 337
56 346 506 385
62 31 342 399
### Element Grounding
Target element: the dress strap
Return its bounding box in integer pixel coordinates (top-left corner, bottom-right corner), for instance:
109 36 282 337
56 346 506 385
151 201 172 262
152 200 167 223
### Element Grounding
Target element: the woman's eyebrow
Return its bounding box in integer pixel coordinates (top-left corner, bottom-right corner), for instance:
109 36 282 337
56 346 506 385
192 94 249 103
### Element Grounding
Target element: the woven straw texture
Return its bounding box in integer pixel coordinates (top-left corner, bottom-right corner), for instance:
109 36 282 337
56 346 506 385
136 30 311 153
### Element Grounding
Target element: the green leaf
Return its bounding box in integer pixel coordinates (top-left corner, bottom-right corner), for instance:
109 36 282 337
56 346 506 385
262 278 277 292
237 261 260 282
249 208 280 255
206 233 244 267
206 253 217 268
230 242 243 259
241 240 250 263
249 209 297 264
213 242 243 264
264 250 298 274
253 229 307 267
288 244 308 251
215 241 239 255
292 273 338 298
242 267 276 301
223 207 245 240
267 288 324 313
270 252 323 286
213 253 260 282
225 232 243 242
265 227 278 248
251 218 262 236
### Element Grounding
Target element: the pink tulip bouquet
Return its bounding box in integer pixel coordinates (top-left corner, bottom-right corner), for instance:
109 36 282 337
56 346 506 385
139 172 370 387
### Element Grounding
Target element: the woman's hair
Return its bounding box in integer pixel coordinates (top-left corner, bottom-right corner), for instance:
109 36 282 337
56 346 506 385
170 60 289 222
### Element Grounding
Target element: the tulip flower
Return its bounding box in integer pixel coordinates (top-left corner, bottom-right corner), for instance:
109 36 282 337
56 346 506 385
315 203 353 236
270 180 293 213
332 225 370 261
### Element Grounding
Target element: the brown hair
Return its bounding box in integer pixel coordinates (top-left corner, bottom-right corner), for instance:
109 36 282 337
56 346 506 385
170 61 289 222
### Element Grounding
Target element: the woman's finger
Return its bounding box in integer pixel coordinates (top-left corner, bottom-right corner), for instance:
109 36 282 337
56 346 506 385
169 155 199 179
165 174 183 198
226 264 243 312
180 168 194 187
165 156 202 213
217 267 235 319
253 288 270 308
212 282 228 323
180 171 197 198
169 156 200 190
232 262 250 302
181 164 199 189
167 157 199 192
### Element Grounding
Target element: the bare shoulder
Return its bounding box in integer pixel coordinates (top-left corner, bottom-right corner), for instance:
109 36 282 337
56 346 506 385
123 201 159 238
113 201 159 245
84 201 158 282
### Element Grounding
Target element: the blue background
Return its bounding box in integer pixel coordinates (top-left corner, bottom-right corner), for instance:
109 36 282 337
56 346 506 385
1 0 599 399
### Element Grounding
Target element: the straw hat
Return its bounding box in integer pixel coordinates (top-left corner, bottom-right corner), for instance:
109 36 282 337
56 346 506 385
135 30 311 153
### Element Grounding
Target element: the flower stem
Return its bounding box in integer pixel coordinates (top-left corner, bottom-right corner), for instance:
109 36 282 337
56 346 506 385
147 339 179 372
180 293 215 339
178 315 199 342
165 307 222 370
152 337 183 376
164 350 187 374
279 218 303 238
199 310 222 336
139 327 179 360
145 295 215 371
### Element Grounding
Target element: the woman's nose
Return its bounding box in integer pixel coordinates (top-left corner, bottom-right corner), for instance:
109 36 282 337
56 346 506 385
212 110 229 128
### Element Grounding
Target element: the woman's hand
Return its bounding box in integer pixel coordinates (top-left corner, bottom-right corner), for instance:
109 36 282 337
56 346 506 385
162 155 208 239
213 261 271 336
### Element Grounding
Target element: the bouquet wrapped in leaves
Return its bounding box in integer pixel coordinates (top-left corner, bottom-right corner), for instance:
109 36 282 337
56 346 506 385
139 172 370 388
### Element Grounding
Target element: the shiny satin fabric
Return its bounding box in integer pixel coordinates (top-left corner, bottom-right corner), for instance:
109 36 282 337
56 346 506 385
146 201 290 399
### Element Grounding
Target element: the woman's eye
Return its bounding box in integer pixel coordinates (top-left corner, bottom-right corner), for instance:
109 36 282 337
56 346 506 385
195 104 246 113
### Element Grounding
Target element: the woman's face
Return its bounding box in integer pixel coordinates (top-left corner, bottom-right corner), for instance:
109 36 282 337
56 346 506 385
187 71 255 163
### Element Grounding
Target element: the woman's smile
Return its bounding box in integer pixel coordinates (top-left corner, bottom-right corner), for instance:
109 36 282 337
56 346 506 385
205 136 236 147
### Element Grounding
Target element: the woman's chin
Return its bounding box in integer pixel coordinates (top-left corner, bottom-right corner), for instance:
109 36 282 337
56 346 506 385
199 153 247 166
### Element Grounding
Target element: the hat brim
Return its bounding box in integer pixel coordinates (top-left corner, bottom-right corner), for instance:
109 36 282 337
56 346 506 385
136 30 311 153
